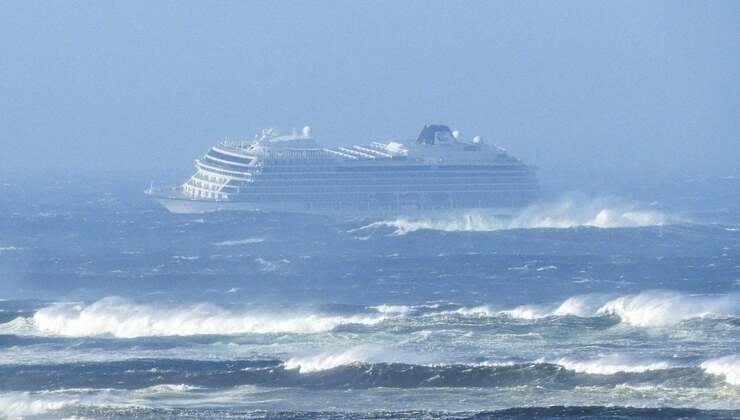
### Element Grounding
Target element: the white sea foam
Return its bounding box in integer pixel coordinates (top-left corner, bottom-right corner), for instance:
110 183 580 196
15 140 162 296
0 392 75 418
285 347 374 373
134 384 201 394
255 257 288 272
354 194 670 235
372 304 414 314
284 346 429 373
555 355 672 375
596 291 739 327
20 297 391 338
701 355 740 385
172 255 199 261
552 294 614 317
480 294 610 320
453 291 738 327
211 238 265 246
454 305 496 317
500 304 554 320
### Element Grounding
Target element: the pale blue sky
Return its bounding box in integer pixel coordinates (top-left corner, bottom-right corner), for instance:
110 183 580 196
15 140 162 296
2 1 738 180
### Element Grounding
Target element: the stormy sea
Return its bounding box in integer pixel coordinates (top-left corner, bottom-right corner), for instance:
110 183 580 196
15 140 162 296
0 175 738 419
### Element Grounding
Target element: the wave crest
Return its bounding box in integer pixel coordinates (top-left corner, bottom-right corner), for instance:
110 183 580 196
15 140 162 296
0 392 74 418
355 195 670 235
285 347 374 373
24 297 391 338
701 356 740 386
596 292 738 327
458 291 738 327
555 355 672 375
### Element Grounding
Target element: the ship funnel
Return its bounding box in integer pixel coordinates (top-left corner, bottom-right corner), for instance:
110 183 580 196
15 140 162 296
302 126 312 137
417 124 454 145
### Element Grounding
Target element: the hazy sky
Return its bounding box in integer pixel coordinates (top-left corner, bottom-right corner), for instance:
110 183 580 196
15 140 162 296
2 1 738 180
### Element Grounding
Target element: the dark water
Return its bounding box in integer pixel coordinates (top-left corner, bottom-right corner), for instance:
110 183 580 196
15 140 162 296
0 176 738 418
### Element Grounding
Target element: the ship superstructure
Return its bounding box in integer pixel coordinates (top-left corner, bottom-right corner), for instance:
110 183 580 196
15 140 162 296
148 125 539 215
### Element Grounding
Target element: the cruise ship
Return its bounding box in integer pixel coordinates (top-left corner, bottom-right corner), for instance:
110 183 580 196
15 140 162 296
147 125 539 215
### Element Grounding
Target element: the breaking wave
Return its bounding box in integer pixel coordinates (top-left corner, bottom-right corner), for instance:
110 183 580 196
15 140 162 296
0 392 75 418
371 304 414 315
284 346 428 374
10 297 391 338
597 292 739 327
554 355 673 375
2 291 735 339
701 355 740 386
355 195 671 235
285 347 375 373
475 291 739 327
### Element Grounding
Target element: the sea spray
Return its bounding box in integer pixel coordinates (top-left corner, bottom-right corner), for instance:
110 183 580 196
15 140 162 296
27 297 392 338
451 291 738 327
353 194 671 235
285 347 375 373
701 356 740 385
554 355 673 375
596 291 739 327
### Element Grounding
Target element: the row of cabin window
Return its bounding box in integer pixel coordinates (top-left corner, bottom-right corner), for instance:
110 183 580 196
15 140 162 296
184 184 228 200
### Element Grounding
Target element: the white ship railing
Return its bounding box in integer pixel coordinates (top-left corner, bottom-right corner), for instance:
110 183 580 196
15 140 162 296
354 145 392 158
323 148 357 160
338 147 375 159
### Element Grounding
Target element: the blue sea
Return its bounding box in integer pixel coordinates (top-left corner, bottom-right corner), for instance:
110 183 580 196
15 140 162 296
0 175 738 419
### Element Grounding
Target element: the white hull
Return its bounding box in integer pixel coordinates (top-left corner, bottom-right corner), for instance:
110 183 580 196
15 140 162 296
155 197 260 214
155 196 519 218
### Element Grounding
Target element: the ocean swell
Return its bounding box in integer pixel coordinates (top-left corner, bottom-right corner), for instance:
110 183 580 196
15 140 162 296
0 358 725 391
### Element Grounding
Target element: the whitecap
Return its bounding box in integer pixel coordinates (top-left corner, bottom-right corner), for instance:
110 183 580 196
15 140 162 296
454 305 496 317
500 304 554 320
351 194 672 235
135 384 202 394
596 291 739 327
449 291 738 327
172 255 199 261
211 238 265 246
285 347 373 373
701 355 740 385
371 304 414 314
20 296 393 338
555 355 672 375
284 346 428 373
0 392 75 418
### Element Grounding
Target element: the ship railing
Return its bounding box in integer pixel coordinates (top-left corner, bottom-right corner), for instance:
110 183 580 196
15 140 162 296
354 145 392 158
370 141 408 156
144 182 183 196
219 139 254 150
323 148 357 160
338 147 375 159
